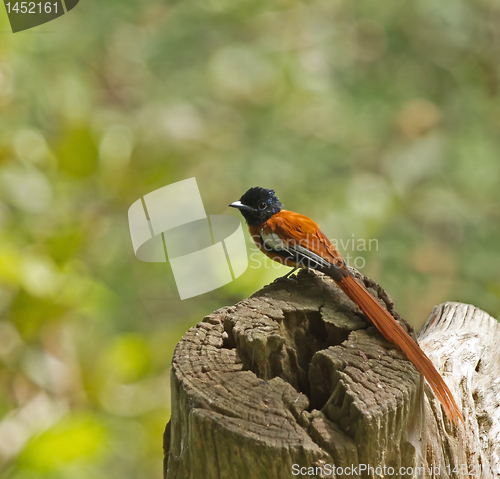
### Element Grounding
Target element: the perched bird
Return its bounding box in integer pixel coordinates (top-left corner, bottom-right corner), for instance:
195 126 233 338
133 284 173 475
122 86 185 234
230 186 463 425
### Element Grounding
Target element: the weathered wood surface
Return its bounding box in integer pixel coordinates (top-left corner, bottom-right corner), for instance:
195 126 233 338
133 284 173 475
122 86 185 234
163 269 500 479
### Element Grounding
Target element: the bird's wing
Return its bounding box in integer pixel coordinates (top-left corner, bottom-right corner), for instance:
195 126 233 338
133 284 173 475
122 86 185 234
261 210 347 274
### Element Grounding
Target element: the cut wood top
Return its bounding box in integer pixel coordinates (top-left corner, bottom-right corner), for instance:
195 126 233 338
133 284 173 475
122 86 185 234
164 269 500 479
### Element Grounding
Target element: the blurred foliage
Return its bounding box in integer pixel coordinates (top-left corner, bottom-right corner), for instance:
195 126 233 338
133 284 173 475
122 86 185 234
0 0 499 477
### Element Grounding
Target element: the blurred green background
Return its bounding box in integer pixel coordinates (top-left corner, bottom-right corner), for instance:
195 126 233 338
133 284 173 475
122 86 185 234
0 0 499 477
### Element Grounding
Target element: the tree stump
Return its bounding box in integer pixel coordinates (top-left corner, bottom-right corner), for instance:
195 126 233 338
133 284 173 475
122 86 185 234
163 269 500 479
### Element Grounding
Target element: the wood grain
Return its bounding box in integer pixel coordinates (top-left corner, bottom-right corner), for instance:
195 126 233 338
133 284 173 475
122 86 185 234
164 269 500 479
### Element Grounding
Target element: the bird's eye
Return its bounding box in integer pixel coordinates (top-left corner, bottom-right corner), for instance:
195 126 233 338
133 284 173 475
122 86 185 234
258 202 267 210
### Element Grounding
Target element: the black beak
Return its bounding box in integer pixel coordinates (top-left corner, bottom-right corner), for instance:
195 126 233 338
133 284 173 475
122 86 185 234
229 201 252 211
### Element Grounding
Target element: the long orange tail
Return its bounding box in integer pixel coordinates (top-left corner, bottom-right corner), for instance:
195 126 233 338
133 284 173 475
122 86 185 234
335 274 463 425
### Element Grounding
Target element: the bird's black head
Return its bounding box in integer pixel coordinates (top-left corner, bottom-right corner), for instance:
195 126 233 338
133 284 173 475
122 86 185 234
229 187 283 226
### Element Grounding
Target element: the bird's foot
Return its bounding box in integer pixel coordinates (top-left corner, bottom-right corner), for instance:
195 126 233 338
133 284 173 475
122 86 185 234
273 267 299 283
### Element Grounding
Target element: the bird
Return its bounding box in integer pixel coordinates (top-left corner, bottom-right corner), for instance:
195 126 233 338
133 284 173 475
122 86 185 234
230 186 463 425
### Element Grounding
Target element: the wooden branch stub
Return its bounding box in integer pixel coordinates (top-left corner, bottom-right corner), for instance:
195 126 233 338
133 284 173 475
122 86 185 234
418 302 500 478
164 270 500 479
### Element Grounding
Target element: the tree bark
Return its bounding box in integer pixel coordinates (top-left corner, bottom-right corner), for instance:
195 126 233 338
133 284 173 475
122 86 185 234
163 269 500 479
